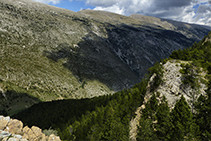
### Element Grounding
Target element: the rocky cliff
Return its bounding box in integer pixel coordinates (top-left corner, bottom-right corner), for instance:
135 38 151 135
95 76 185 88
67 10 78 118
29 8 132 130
0 0 210 115
0 115 61 141
130 59 207 140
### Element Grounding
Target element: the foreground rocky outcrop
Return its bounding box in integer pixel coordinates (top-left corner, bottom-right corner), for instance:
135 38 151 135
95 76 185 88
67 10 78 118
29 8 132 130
0 115 61 141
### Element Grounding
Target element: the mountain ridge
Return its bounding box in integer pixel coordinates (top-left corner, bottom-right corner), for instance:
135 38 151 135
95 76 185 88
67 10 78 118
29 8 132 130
0 0 210 115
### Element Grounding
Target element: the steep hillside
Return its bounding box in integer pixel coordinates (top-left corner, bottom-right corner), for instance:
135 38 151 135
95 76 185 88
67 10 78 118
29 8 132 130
12 32 211 140
130 59 207 140
0 0 210 114
135 31 211 141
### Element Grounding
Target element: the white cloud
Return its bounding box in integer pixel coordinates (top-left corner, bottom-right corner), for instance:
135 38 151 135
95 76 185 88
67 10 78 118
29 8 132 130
89 0 211 26
32 0 62 4
86 0 119 7
31 0 211 26
178 2 211 25
94 4 124 15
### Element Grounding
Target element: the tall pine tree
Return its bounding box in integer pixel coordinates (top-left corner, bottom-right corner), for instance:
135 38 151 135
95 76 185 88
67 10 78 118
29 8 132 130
156 96 173 140
195 80 211 140
171 95 197 140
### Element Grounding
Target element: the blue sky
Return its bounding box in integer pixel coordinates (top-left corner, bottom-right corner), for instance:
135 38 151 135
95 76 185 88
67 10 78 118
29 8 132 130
32 0 211 26
48 0 94 12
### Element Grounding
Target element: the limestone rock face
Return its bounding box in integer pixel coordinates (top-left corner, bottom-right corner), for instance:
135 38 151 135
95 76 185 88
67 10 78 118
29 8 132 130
48 134 61 141
5 119 23 134
0 116 10 130
0 116 61 141
129 60 208 141
0 130 11 138
148 60 207 109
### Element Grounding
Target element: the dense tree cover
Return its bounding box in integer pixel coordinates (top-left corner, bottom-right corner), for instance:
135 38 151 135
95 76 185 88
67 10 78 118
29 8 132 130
171 95 200 140
170 31 211 73
12 74 150 140
156 96 173 140
138 32 211 141
137 93 160 141
170 31 211 140
13 96 112 129
12 61 163 140
148 62 164 92
61 79 148 140
195 79 211 140
137 32 211 141
61 62 165 140
137 94 200 140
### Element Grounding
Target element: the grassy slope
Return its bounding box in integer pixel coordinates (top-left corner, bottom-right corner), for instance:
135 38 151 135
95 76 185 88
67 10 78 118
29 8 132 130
0 1 113 99
0 0 210 116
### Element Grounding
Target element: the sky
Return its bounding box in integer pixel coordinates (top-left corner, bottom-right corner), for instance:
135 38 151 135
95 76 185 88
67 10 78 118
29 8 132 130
31 0 211 26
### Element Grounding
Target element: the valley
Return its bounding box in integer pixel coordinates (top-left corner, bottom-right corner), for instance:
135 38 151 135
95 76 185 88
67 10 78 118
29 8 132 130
0 0 211 140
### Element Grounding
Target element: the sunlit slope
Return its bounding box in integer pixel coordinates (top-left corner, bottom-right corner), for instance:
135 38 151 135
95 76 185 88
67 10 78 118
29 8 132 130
0 0 210 106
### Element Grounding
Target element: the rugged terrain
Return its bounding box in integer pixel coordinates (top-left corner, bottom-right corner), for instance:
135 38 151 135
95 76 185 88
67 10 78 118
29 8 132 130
0 0 210 115
129 60 207 140
11 32 211 140
0 115 61 141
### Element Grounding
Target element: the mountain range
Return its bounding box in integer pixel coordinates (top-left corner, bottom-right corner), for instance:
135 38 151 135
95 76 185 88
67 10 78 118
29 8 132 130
0 0 210 115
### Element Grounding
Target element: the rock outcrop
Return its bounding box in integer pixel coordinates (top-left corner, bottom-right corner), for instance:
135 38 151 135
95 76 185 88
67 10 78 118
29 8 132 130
0 115 61 141
129 60 207 141
155 60 206 109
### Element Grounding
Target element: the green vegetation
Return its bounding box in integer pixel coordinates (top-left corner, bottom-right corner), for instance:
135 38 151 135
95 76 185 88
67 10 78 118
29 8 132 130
170 31 211 74
13 31 211 140
137 94 200 140
1 1 211 140
13 78 148 140
180 63 201 89
148 62 164 92
12 60 166 140
0 80 41 116
195 79 211 140
1 0 210 108
179 62 202 112
171 95 199 140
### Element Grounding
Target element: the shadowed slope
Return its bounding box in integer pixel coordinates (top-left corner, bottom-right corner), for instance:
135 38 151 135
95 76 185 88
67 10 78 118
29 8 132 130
0 0 210 104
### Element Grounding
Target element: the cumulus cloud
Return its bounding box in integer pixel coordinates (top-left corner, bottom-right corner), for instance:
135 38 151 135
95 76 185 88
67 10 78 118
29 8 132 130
86 0 119 7
31 0 211 26
32 0 62 4
94 4 124 15
90 0 211 26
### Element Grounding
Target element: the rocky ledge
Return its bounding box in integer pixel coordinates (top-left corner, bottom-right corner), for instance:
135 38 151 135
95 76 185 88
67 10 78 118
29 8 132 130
0 116 61 141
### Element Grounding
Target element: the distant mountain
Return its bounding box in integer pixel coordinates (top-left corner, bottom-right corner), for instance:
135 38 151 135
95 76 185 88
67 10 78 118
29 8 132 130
0 0 210 114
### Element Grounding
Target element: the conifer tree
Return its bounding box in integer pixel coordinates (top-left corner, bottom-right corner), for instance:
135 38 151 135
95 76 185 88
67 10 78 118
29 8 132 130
137 93 159 140
171 95 195 140
195 80 211 140
137 118 157 141
142 93 158 120
156 96 173 140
